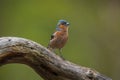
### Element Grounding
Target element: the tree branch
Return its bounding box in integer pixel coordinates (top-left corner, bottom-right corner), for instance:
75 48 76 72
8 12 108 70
0 37 112 80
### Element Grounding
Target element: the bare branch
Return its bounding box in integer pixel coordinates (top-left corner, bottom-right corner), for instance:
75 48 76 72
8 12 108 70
0 37 112 80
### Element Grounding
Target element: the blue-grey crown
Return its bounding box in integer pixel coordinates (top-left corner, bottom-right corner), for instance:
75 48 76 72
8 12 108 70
56 20 69 31
57 20 69 26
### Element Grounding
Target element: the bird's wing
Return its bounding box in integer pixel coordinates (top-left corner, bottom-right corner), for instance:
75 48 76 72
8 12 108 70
50 34 54 40
47 32 57 48
50 31 58 40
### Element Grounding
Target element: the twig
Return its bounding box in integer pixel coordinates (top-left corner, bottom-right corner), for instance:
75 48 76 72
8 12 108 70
0 37 112 80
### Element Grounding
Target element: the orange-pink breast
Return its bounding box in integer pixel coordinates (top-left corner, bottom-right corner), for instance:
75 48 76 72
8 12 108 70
49 31 68 49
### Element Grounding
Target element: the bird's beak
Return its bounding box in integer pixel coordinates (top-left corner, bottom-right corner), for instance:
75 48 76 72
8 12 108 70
66 22 69 26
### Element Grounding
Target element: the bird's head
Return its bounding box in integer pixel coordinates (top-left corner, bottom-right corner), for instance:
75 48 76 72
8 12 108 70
56 20 69 31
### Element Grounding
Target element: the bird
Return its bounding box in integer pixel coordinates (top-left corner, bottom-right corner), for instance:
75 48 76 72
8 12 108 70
47 20 70 59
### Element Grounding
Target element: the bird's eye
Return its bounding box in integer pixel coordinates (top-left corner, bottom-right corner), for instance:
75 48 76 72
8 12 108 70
61 22 66 25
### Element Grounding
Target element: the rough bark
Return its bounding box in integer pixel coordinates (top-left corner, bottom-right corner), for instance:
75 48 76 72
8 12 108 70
0 37 112 80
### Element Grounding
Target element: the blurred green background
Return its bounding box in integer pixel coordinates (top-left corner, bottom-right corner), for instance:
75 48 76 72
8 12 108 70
0 0 120 80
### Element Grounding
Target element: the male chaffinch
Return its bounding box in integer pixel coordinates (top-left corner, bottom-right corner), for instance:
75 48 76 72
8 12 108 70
48 20 70 59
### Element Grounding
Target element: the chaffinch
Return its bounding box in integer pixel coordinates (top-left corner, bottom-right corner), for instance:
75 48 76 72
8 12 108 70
48 20 70 59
